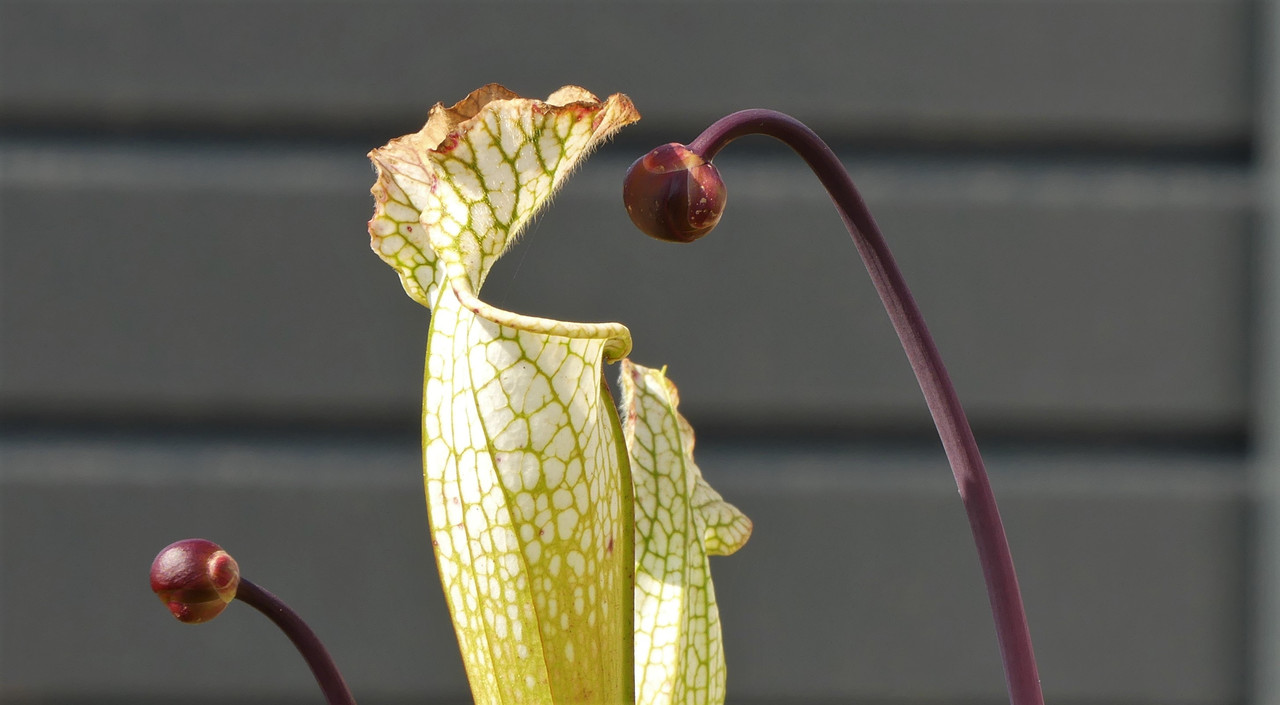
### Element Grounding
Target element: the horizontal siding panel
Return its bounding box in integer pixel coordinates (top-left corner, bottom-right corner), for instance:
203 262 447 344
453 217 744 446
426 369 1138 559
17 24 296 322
0 143 1252 435
0 0 1253 146
0 437 1244 702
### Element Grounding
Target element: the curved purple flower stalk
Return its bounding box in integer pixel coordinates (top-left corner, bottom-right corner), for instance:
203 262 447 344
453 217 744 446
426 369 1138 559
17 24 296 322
151 539 358 705
235 579 357 705
624 110 1044 705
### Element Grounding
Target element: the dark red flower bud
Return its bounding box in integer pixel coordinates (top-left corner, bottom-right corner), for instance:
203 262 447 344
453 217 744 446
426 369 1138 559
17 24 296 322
150 539 240 624
623 142 727 243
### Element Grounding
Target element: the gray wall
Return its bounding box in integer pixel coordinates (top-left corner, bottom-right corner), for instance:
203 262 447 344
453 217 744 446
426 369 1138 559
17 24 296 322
0 1 1266 704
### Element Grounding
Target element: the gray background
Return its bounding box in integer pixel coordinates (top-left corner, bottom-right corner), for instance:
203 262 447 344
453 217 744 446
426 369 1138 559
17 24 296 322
1 1 1275 704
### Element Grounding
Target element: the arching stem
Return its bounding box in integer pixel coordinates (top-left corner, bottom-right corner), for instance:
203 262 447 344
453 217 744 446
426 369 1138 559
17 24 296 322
690 109 1043 705
235 578 358 705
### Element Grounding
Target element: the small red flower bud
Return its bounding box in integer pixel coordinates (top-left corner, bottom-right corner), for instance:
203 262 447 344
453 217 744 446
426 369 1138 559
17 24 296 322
150 539 240 624
623 142 727 243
